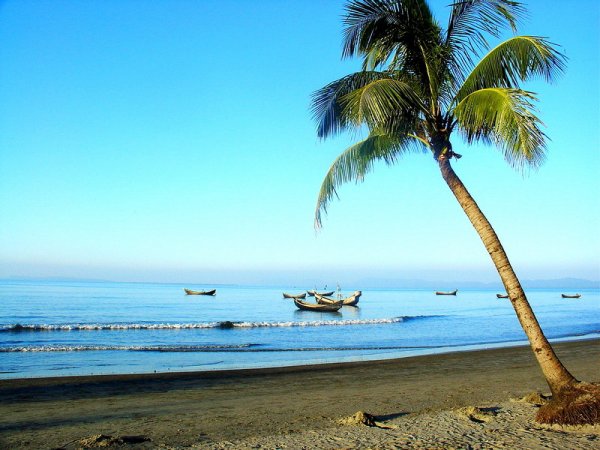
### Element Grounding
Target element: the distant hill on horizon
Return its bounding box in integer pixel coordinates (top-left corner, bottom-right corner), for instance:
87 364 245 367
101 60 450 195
1 276 599 290
355 277 600 290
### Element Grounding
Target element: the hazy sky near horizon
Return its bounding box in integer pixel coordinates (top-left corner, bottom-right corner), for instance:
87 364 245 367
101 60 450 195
1 0 598 286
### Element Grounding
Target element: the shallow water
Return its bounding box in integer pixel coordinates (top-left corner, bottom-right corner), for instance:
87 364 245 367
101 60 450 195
0 280 598 378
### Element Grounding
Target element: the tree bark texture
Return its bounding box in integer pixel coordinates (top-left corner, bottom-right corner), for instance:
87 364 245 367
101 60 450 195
437 155 576 395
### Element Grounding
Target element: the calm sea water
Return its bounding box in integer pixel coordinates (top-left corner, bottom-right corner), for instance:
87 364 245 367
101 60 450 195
1 280 598 379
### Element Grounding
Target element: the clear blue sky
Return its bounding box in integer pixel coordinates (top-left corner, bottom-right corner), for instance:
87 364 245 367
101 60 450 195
1 0 598 286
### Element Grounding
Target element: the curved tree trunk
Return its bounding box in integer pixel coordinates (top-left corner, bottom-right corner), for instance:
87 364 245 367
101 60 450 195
437 155 576 396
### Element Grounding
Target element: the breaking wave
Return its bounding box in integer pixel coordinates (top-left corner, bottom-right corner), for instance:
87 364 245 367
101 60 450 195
0 316 432 332
1 343 445 353
0 344 260 353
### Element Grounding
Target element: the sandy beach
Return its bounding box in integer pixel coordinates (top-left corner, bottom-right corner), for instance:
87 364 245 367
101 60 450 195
1 339 599 449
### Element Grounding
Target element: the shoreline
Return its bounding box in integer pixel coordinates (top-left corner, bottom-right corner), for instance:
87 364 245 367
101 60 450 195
4 333 599 382
2 334 600 385
1 339 599 448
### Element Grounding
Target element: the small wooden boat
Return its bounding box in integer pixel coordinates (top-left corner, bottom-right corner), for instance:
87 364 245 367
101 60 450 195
496 294 509 299
283 292 307 299
184 288 216 296
561 294 581 299
315 291 362 307
435 290 458 296
293 297 343 312
307 290 335 297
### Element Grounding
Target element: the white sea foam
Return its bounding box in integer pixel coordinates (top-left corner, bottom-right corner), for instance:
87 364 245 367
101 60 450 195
0 316 416 332
0 343 259 353
0 342 444 353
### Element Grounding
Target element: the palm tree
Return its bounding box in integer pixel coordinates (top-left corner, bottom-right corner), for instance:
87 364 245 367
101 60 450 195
311 0 599 424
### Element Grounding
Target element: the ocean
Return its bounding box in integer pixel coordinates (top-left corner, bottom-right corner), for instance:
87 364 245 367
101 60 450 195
1 280 598 379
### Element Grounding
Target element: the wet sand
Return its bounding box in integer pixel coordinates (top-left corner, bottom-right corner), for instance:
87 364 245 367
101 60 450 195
1 339 598 449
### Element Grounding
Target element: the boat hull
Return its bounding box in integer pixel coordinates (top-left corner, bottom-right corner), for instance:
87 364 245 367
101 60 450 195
293 297 342 312
315 291 362 307
283 292 307 299
307 290 335 297
184 288 216 296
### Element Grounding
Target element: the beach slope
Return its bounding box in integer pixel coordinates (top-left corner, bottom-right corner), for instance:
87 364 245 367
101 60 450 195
0 340 598 448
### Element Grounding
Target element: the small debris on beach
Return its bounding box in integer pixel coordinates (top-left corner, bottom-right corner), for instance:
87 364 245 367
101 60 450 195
456 406 497 423
74 434 151 447
518 391 551 406
337 411 395 429
338 411 378 427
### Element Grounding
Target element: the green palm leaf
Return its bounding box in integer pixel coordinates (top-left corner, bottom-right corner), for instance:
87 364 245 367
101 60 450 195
340 78 427 129
342 0 441 72
445 1 525 91
343 0 429 57
311 71 393 138
454 36 566 102
446 0 524 53
315 132 423 227
453 87 546 168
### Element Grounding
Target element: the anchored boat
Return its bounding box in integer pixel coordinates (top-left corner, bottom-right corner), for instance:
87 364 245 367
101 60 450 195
315 290 362 307
293 297 343 312
435 290 458 296
184 288 216 296
282 292 307 299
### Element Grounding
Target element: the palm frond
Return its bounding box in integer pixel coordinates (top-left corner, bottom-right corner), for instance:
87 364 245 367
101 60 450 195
454 36 566 102
453 87 546 168
343 0 401 59
342 0 440 67
339 78 428 129
445 0 525 88
446 0 525 55
311 71 395 139
315 132 425 228
361 44 398 70
418 42 457 112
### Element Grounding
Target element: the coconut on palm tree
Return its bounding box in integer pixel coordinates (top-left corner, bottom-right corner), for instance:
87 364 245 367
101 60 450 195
311 0 599 424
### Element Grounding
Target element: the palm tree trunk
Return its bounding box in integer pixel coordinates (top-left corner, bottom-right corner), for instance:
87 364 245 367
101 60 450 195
438 155 577 396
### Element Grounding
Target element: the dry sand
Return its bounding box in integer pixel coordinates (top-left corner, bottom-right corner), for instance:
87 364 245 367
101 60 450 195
1 339 599 449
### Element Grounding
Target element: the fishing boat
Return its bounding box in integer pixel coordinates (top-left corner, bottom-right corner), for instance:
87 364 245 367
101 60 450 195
496 294 509 299
435 290 458 296
293 297 343 312
561 293 581 299
184 288 216 296
307 290 335 297
282 292 307 299
315 290 362 307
